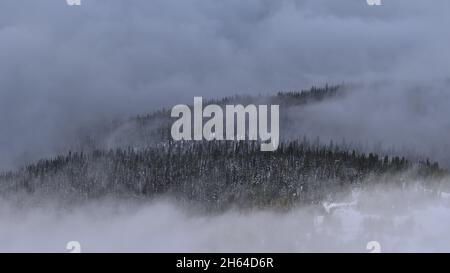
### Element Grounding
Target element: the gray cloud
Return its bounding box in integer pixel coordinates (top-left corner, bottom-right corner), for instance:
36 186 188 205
1 0 450 169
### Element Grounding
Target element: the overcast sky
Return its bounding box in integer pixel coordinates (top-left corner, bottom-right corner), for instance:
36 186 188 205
0 0 450 169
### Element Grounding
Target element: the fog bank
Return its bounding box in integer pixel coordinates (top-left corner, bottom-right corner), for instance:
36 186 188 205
1 184 450 252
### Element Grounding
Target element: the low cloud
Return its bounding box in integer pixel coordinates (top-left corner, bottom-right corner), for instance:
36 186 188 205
1 182 450 252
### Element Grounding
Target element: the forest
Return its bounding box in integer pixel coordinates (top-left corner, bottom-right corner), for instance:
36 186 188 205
0 85 446 211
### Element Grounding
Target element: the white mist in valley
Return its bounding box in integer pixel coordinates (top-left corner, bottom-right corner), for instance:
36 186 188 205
1 182 450 253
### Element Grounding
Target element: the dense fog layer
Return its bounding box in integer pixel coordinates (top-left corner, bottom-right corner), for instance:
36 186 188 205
1 183 450 253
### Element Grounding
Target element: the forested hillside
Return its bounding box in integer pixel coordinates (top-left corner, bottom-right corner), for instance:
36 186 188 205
0 85 447 210
0 139 445 210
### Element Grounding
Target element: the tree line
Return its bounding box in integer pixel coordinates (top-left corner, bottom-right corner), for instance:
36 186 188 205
0 139 444 210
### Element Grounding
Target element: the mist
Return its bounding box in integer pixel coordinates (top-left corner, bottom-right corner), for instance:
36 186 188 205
285 81 450 166
1 0 450 169
1 180 450 253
